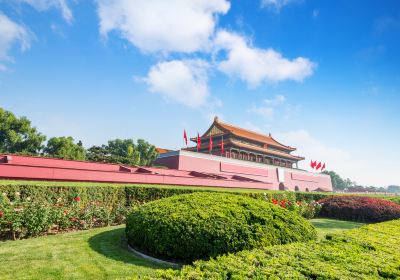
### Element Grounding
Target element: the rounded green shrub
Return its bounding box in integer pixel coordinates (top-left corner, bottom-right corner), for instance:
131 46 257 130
125 192 317 263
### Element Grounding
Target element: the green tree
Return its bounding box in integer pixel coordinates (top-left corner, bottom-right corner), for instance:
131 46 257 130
44 136 85 160
136 139 159 166
86 145 109 162
388 185 400 193
106 139 141 165
86 139 158 166
322 170 348 191
0 107 46 155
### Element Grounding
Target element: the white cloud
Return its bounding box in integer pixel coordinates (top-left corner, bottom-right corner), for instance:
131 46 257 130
143 59 210 108
248 94 286 120
261 0 299 12
17 0 73 23
0 13 31 70
214 30 316 87
263 94 286 105
276 129 354 173
97 0 230 54
243 121 263 133
312 9 319 19
276 129 400 187
276 129 400 186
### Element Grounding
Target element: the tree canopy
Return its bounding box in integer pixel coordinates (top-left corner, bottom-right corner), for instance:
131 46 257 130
44 136 86 160
388 185 400 193
0 108 46 155
86 139 158 166
322 170 349 191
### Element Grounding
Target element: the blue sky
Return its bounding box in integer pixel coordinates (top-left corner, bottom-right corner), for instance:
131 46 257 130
0 0 399 186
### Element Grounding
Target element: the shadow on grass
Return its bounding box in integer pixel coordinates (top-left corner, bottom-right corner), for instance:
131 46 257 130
311 218 364 230
88 227 173 270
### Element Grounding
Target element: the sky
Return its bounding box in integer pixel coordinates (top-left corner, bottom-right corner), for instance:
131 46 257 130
0 0 399 187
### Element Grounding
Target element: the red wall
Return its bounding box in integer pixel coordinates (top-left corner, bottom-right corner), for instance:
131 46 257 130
0 152 332 191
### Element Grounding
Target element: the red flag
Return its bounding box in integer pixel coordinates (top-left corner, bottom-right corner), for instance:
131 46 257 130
220 136 225 155
310 160 314 169
197 133 201 152
208 135 213 153
183 129 188 146
316 162 322 170
321 163 326 171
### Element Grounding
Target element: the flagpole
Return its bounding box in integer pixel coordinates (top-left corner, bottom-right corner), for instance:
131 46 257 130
221 135 224 157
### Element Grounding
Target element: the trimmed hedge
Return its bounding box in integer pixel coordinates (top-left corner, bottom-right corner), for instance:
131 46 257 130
387 196 400 205
318 196 400 223
0 181 397 240
0 185 127 239
158 219 400 279
125 192 317 263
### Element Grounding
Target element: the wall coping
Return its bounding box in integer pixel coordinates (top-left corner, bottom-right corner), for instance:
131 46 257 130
158 150 330 178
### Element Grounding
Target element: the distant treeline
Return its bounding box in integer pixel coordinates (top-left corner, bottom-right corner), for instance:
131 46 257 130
322 170 399 193
0 107 158 166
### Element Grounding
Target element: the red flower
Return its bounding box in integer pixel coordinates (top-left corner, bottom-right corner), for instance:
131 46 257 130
272 199 278 205
74 197 81 202
0 212 3 218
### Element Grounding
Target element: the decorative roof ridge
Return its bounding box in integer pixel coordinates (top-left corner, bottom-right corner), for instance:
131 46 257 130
268 135 296 151
214 117 296 151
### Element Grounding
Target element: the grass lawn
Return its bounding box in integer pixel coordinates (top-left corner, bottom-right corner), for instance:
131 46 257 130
0 218 365 279
0 225 171 280
310 218 365 240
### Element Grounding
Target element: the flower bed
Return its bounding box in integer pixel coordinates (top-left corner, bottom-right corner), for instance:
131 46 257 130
125 192 317 263
270 198 322 219
158 219 400 279
318 196 400 223
0 182 330 240
0 181 396 240
0 192 126 239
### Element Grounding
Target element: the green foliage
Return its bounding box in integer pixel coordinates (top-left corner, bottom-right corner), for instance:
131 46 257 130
85 145 109 162
158 219 400 279
322 170 350 191
270 198 322 219
44 136 86 160
136 139 159 166
0 185 127 239
387 196 400 204
310 218 365 240
125 192 317 263
86 138 158 166
0 225 164 280
388 185 400 193
0 107 46 155
0 181 395 241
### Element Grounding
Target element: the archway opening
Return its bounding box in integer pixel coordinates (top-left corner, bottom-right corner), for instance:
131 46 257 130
295 186 300 192
279 183 285 191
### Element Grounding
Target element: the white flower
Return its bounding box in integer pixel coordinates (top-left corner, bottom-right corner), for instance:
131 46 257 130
15 192 20 196
26 197 31 201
